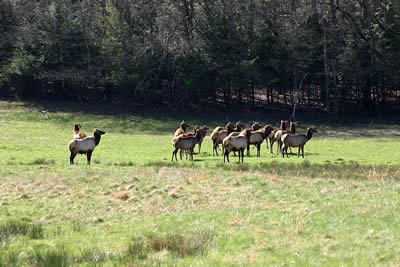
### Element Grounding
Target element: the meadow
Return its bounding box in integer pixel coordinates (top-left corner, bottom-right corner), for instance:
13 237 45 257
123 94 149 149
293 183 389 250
0 100 400 266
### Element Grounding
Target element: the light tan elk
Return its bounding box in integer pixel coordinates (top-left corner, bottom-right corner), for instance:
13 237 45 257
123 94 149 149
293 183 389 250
281 126 318 158
69 128 106 165
223 129 252 163
247 124 274 157
276 121 298 153
225 121 246 156
179 126 209 159
171 128 201 161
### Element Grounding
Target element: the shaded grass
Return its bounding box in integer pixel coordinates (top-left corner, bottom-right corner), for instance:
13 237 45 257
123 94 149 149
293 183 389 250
29 158 56 165
78 248 109 264
0 218 44 241
147 231 214 257
0 231 213 266
31 246 69 267
125 237 150 260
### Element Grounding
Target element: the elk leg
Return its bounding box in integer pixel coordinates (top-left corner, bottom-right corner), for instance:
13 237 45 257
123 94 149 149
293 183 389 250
70 151 77 164
172 148 178 161
87 150 93 165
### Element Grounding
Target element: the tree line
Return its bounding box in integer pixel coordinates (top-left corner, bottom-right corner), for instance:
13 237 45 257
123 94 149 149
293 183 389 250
0 0 399 115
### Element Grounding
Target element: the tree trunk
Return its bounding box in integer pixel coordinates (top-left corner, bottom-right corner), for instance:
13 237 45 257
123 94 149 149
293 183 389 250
323 26 330 112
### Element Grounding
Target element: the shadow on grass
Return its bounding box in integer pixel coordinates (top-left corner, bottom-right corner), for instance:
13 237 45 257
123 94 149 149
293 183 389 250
142 160 399 180
0 218 44 242
11 99 400 135
109 161 136 167
145 230 213 257
0 229 213 266
10 158 56 166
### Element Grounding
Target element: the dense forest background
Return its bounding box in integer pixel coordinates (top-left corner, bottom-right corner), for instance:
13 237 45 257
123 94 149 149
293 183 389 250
0 0 399 115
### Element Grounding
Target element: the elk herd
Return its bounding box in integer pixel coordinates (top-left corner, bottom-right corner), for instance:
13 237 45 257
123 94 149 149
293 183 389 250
67 120 317 165
172 120 317 163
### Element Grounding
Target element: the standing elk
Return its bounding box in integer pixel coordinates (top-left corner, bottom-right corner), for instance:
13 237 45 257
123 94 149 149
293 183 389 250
281 126 318 158
223 129 252 163
69 128 105 165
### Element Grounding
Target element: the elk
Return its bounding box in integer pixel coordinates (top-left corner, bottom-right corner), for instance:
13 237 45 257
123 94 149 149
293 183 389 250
69 128 106 165
211 122 234 156
174 120 190 137
195 126 209 154
251 121 261 131
73 124 87 139
276 121 298 153
223 129 252 163
228 121 246 137
225 121 246 156
247 124 274 157
179 126 209 159
171 128 201 161
281 126 318 158
268 120 288 154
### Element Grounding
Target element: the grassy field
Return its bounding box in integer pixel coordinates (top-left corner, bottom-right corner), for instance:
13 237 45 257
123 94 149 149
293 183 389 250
0 100 400 266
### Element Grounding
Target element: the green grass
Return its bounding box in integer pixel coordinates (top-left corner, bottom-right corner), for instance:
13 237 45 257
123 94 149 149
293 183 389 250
0 100 400 265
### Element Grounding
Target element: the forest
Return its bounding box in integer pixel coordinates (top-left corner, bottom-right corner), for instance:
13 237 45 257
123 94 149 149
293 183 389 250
0 0 399 115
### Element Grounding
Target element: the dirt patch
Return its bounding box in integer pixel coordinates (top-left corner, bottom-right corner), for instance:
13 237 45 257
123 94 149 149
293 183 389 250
113 191 129 200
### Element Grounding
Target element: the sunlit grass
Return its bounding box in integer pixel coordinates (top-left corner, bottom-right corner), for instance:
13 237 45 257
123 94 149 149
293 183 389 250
0 100 400 265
